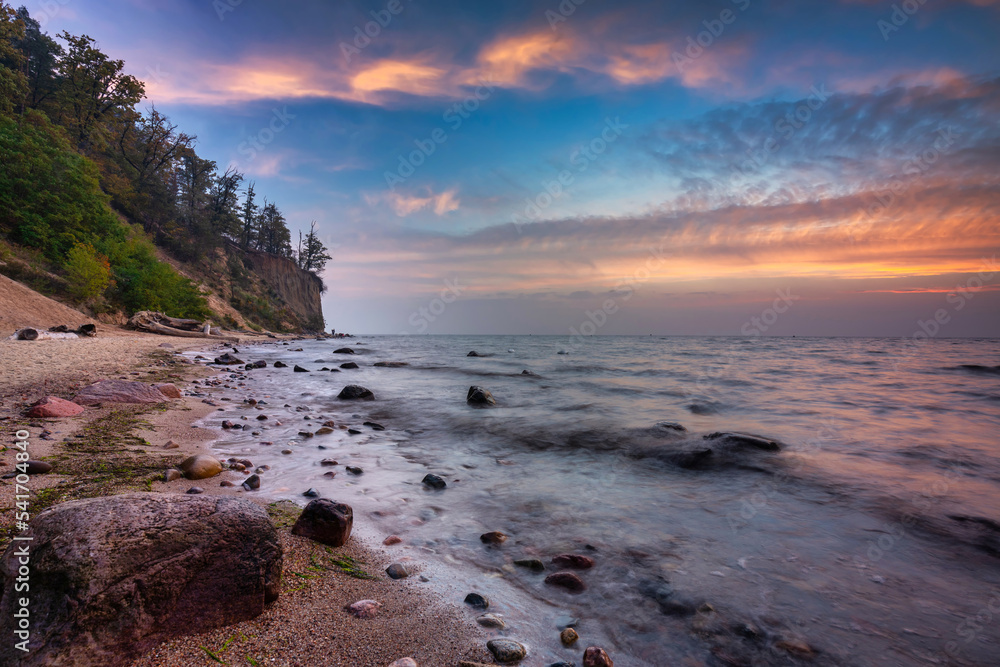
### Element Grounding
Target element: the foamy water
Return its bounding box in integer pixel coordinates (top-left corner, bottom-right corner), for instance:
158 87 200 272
190 335 1000 666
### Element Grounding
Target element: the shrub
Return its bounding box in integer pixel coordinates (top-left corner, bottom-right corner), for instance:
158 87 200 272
64 242 112 303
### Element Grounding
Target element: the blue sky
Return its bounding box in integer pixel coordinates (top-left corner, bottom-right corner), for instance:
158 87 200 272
28 0 1000 335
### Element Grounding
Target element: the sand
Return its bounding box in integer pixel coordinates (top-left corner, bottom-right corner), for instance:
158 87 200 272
0 325 491 667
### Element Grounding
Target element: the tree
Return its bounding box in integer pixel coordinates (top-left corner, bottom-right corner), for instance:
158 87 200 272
254 199 292 257
240 181 258 250
0 3 28 115
209 166 242 241
298 221 331 272
64 242 112 303
55 31 144 150
13 7 63 110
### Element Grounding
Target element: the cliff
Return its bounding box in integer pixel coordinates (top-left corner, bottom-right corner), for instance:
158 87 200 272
240 249 325 332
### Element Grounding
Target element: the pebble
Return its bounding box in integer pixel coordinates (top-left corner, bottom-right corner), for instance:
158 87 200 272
242 474 261 491
323 471 337 478
383 535 402 546
386 563 409 579
282 449 293 455
514 558 545 572
163 440 179 449
303 488 320 498
552 554 595 569
363 421 386 431
464 592 489 609
346 466 363 475
293 365 310 372
476 613 505 629
422 474 447 490
347 428 362 435
320 459 338 466
220 481 235 487
545 571 586 593
348 599 381 618
480 531 508 545
775 639 815 658
487 638 527 663
186 487 204 494
164 469 182 482
582 647 613 667
315 427 334 435
560 627 579 646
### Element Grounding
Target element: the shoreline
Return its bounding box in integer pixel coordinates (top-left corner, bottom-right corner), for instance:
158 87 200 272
0 333 492 667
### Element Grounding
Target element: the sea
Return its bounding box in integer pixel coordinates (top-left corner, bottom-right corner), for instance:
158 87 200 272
188 335 1000 666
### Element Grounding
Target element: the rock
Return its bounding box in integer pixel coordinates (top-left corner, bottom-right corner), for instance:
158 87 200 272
178 455 223 480
673 448 715 469
480 531 507 545
552 554 594 569
213 353 244 365
186 487 204 494
251 360 267 368
153 383 182 399
338 385 375 400
320 459 338 466
303 488 319 498
388 659 418 667
273 361 288 368
291 499 353 547
24 460 52 475
257 414 268 420
548 663 576 667
0 493 282 666
340 361 359 369
520 369 537 376
422 474 446 489
299 430 314 438
281 449 293 455
323 471 337 478
386 563 409 579
655 421 687 433
383 535 402 546
775 639 815 658
467 385 496 407
348 599 380 618
583 647 613 667
163 440 179 449
347 428 361 435
164 469 182 482
476 613 505 629
220 481 235 487
346 466 363 475
334 347 355 354
514 558 545 572
464 592 490 609
487 638 527 663
638 578 698 616
560 627 580 646
293 365 310 373
74 380 174 405
703 431 782 451
374 361 408 367
363 421 386 431
242 474 261 491
545 571 586 593
158 342 174 348
316 427 335 435
26 396 84 418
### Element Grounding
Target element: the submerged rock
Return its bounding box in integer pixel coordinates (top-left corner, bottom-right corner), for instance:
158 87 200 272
464 592 490 609
340 361 359 369
583 646 613 666
422 474 447 489
552 554 594 569
334 347 355 354
0 493 281 666
374 361 408 367
467 385 496 407
514 558 545 572
560 627 580 646
293 365 310 373
477 613 505 629
703 432 782 451
545 571 586 593
338 385 375 401
480 531 508 545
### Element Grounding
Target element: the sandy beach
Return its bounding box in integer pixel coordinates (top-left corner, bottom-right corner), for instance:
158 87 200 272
0 330 491 667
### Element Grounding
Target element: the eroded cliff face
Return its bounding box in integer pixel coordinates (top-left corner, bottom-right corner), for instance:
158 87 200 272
244 250 325 331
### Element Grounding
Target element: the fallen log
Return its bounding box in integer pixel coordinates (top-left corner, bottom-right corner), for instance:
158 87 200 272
140 321 240 342
128 311 239 342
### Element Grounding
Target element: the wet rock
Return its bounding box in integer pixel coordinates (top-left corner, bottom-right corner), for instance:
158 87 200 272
560 627 579 646
250 360 267 368
545 571 586 593
178 455 223 480
348 599 380 618
704 431 782 452
467 350 481 357
163 440 180 450
583 647 613 666
467 385 496 407
422 474 446 489
673 448 714 469
292 499 353 547
316 427 334 435
186 487 204 494
477 613 505 629
338 385 375 401
346 466 363 475
480 531 508 545
153 383 182 399
383 535 402 546
222 420 236 429
302 488 319 498
282 449 293 455
298 430 314 438
638 578 697 616
464 592 489 609
322 471 337 478
774 639 815 658
0 493 282 666
386 563 409 579
26 396 84 418
340 361 359 369
220 481 235 487
514 558 545 572
320 459 339 466
75 380 175 405
552 554 594 569
388 659 417 667
293 365 310 373
164 469 182 482
323 420 336 427
213 353 244 365
273 361 287 368
347 428 361 435
242 474 261 491
487 638 527 663
520 369 537 376
363 421 385 431
655 421 687 433
256 414 268 420
334 347 355 354
374 361 408 367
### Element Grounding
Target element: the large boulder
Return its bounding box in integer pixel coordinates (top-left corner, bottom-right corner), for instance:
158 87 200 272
338 385 374 401
26 396 84 418
291 499 353 546
177 455 224 480
0 493 282 667
74 380 174 405
467 385 496 407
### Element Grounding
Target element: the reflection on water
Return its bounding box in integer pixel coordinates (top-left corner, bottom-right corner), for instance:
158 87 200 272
192 335 1000 666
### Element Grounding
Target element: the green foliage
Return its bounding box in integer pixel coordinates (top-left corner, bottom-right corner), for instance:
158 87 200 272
103 236 210 319
64 242 112 303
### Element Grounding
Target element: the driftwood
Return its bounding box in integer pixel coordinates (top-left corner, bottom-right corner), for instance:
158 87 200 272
129 311 239 342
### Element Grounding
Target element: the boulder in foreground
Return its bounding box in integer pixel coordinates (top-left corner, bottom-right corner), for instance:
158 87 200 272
338 385 374 400
26 396 84 418
74 379 175 405
291 498 353 547
178 455 223 480
467 385 496 407
0 493 282 667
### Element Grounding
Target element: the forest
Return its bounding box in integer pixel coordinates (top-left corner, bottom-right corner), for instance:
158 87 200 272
0 3 330 328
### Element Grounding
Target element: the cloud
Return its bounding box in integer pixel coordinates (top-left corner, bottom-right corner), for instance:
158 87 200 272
365 188 461 217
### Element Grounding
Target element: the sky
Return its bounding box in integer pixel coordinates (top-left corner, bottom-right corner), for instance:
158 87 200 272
30 0 1000 336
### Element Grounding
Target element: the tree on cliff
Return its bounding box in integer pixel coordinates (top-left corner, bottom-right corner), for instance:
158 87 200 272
296 221 331 273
